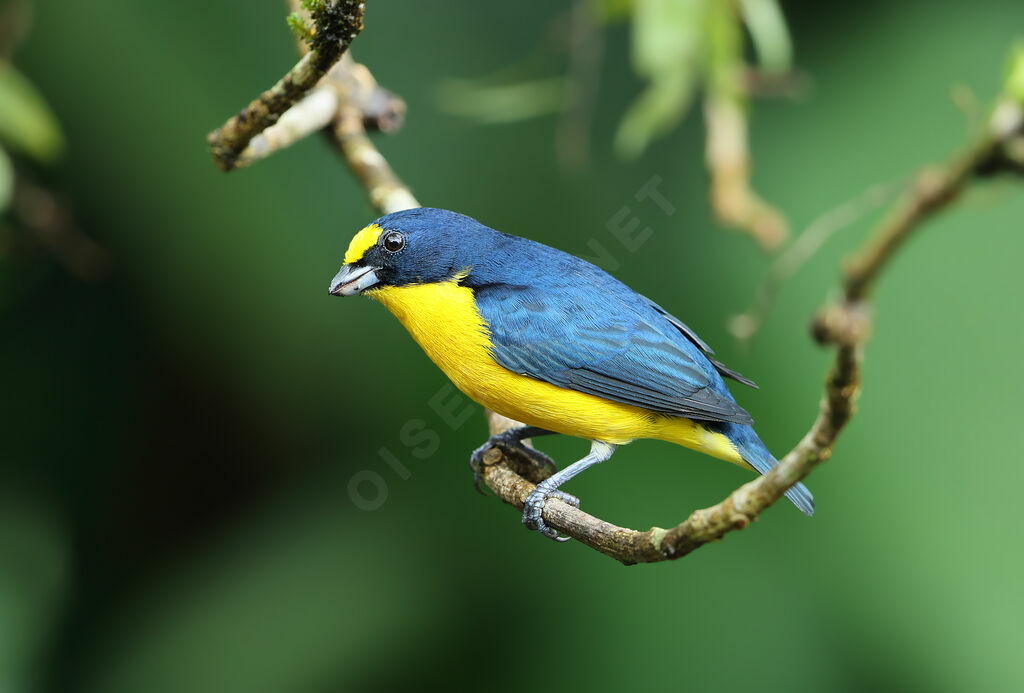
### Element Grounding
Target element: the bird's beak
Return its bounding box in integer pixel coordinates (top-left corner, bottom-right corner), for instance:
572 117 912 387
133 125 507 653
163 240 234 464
329 264 381 296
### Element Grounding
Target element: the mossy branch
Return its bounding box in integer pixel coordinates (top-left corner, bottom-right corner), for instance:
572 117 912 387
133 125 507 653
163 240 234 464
277 0 415 212
206 0 365 171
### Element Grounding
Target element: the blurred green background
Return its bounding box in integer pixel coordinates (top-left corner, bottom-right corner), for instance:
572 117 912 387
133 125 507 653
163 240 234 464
2 1 1023 691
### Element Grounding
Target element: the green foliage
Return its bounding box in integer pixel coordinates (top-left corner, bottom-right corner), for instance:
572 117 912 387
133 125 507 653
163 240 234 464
703 0 743 99
285 12 313 44
0 61 63 163
287 1 331 46
437 77 565 124
738 0 792 73
442 0 790 161
614 0 793 158
614 0 708 158
1002 41 1024 103
591 0 634 22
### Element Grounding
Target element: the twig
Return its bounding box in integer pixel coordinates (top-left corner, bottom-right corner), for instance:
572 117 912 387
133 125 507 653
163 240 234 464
283 0 414 213
703 0 788 251
842 128 1005 302
332 103 417 214
729 179 904 342
11 179 111 281
742 67 810 99
234 87 340 169
326 57 416 213
0 0 32 59
233 54 407 171
556 0 605 171
732 59 1024 342
950 84 983 137
704 96 788 252
206 0 365 171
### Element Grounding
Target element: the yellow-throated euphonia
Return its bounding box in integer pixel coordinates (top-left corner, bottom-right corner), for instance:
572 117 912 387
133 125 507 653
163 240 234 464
330 208 813 540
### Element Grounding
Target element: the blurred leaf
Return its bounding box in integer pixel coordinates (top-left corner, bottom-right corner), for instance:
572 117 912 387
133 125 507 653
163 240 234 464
738 0 793 73
437 77 565 124
631 0 707 79
1002 40 1024 103
0 145 11 213
614 70 698 157
614 0 708 158
0 60 64 163
704 0 744 98
590 0 633 22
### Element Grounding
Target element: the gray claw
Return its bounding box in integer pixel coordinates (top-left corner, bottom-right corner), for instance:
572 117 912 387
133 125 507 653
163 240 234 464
548 489 579 507
469 437 556 495
508 441 556 473
522 483 579 542
469 447 492 496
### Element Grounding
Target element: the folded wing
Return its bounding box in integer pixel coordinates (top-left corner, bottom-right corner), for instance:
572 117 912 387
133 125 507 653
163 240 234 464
474 284 753 425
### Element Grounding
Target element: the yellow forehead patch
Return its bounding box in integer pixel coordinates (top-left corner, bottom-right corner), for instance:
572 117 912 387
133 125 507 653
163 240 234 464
344 224 383 264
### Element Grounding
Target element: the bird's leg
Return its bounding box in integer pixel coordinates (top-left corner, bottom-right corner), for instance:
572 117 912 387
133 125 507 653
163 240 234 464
469 426 557 494
523 441 617 541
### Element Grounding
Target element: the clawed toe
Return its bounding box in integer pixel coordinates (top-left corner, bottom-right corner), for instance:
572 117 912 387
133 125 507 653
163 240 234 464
522 483 580 542
532 448 557 473
468 445 492 496
548 489 579 507
506 441 555 474
467 428 591 543
469 430 556 495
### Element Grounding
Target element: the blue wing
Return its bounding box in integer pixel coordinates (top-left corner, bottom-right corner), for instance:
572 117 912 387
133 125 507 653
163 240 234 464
642 296 758 388
474 283 753 425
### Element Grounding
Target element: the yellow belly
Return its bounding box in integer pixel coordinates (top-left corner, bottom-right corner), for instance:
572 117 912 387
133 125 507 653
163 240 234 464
366 280 746 466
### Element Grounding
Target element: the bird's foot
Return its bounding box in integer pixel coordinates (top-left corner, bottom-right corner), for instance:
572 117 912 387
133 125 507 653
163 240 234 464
522 480 580 542
469 433 556 494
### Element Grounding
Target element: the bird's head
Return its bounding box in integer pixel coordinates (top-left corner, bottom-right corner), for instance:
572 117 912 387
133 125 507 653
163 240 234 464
328 207 503 296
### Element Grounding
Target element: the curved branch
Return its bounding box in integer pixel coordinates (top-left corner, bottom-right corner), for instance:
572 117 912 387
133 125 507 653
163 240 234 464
327 57 417 214
480 314 862 565
282 0 416 214
479 79 1024 565
233 87 341 170
206 0 365 171
842 132 1000 302
703 0 788 251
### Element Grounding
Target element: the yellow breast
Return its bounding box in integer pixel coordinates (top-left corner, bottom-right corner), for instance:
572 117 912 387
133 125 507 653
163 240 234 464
366 280 745 466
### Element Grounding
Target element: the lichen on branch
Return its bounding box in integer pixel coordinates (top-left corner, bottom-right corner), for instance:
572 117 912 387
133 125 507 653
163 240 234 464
206 0 365 171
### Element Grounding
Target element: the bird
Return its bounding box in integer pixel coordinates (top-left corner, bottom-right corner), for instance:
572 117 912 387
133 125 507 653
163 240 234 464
329 207 813 540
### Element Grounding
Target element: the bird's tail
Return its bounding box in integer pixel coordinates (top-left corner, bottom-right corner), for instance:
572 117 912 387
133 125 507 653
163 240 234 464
717 423 815 516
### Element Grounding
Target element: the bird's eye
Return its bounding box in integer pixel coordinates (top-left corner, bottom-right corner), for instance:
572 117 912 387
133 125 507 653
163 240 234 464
383 231 405 253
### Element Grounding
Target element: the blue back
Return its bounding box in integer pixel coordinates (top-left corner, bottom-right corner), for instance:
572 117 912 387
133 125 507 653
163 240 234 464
372 208 752 425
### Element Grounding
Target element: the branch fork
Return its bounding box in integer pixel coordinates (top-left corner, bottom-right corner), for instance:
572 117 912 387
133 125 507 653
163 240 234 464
206 0 368 171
